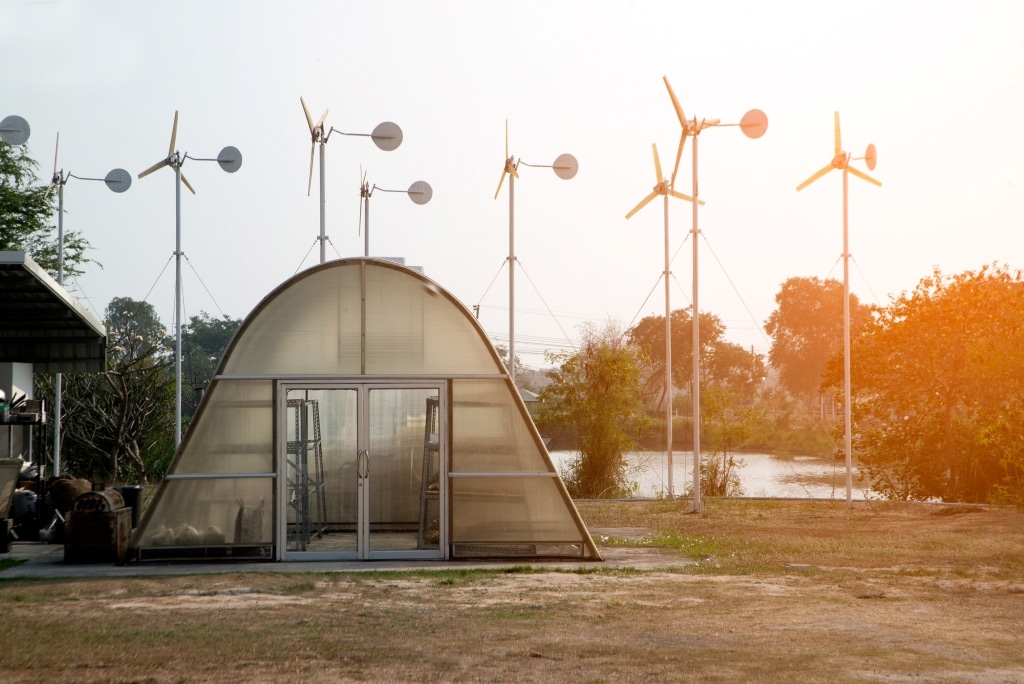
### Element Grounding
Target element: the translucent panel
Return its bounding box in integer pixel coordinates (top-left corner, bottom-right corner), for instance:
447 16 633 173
368 388 436 526
174 379 273 474
222 260 500 377
450 476 584 543
284 388 359 553
451 378 553 473
223 265 362 375
363 264 500 374
136 476 274 548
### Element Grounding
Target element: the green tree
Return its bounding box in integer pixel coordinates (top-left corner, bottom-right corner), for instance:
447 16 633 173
538 322 650 498
0 142 96 278
838 265 1024 503
49 298 175 483
696 386 749 496
764 276 871 406
181 311 243 415
627 307 765 409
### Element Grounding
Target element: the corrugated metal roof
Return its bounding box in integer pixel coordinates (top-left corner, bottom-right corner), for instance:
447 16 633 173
0 252 106 373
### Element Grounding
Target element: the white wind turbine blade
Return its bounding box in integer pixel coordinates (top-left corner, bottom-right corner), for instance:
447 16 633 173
300 96 315 134
168 111 179 156
138 158 169 179
306 143 315 196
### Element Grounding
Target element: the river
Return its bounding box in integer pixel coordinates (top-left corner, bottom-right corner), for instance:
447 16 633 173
550 450 869 500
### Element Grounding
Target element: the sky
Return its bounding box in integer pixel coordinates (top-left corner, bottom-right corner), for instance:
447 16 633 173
4 0 1023 369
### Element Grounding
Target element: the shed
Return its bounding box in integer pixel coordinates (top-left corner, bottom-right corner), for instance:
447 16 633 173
128 258 599 562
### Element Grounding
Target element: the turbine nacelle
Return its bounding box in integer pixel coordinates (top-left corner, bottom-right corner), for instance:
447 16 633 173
494 120 574 200
662 76 767 189
796 111 880 192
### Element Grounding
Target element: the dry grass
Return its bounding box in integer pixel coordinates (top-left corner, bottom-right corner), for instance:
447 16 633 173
1 499 1023 683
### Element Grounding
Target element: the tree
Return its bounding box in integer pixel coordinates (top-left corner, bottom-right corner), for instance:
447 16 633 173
50 298 176 483
538 322 650 498
494 344 527 383
764 276 871 406
837 265 1024 503
181 311 243 416
627 307 765 408
0 142 97 278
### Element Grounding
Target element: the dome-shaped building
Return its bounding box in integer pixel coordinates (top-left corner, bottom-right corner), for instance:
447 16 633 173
128 258 599 562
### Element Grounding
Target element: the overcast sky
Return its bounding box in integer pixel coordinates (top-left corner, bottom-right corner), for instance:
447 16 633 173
4 0 1022 367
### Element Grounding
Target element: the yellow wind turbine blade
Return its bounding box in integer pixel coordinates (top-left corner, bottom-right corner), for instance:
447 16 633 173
138 159 168 179
181 173 197 195
625 191 658 219
315 109 329 131
300 97 314 134
669 189 704 205
848 166 882 187
796 163 835 191
833 111 841 157
652 143 663 183
494 169 508 199
168 111 179 155
508 159 519 179
663 76 687 126
306 143 315 196
670 131 687 189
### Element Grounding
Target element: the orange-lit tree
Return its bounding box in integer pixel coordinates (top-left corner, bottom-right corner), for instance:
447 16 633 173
840 265 1024 503
765 276 871 413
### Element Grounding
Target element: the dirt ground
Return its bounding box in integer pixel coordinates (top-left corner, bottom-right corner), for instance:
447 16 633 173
1 499 1023 683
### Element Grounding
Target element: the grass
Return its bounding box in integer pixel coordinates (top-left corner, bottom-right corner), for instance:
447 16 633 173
0 499 1022 683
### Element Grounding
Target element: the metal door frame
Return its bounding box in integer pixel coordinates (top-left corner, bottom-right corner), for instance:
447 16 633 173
276 380 447 561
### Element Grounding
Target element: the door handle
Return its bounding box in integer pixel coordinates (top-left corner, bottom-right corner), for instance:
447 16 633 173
357 449 369 480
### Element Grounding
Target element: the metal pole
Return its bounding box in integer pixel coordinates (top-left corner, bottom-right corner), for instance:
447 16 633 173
691 132 702 513
842 166 853 506
663 191 674 499
319 140 326 264
508 173 516 385
174 159 183 448
54 181 64 476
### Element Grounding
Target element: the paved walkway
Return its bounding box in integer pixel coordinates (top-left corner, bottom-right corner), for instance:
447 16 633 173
1 531 689 580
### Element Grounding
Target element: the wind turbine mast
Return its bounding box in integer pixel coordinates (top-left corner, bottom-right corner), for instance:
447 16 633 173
493 120 577 385
139 111 242 448
300 97 402 264
625 143 701 500
44 132 132 475
796 111 880 507
663 75 767 512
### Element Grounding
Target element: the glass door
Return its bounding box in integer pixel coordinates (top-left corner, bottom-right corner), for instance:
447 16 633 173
279 383 445 561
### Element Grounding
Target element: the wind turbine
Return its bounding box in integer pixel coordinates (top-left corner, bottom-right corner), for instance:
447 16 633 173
625 142 700 500
300 97 402 264
44 132 132 476
796 111 880 507
139 111 242 448
493 120 578 385
358 170 433 257
663 75 768 513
